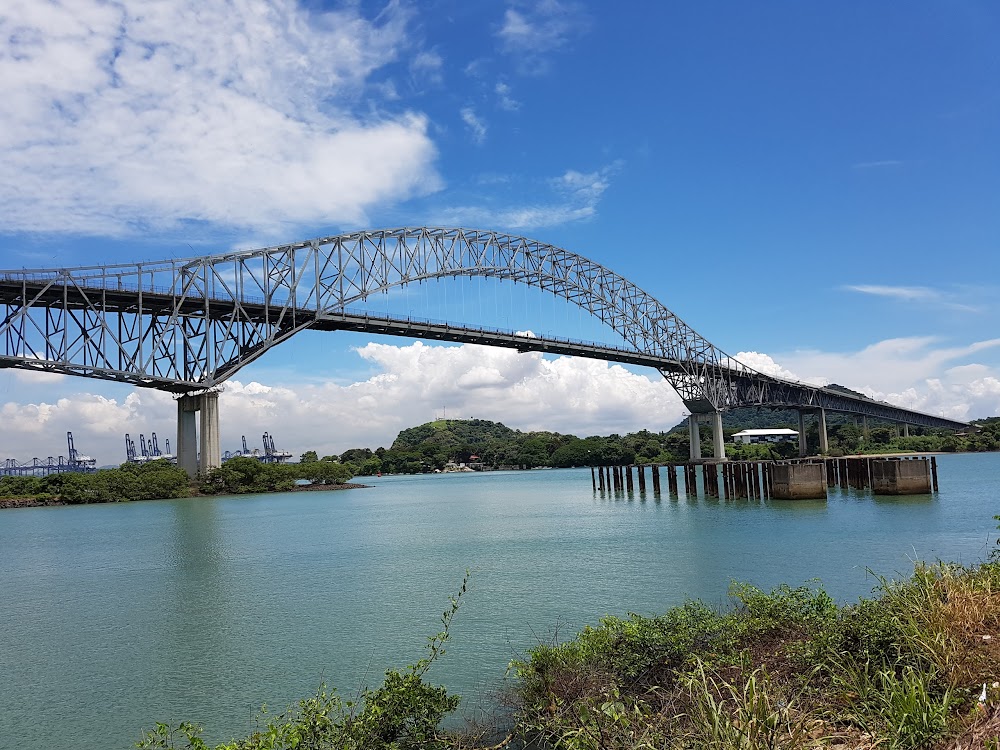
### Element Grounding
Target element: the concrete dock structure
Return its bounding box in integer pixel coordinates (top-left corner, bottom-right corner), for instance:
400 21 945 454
770 463 827 499
871 458 933 494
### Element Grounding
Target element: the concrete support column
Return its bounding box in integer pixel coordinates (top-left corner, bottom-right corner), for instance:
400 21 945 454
798 410 808 457
177 396 199 477
688 414 701 461
199 391 221 473
862 415 870 439
817 408 829 454
903 423 910 438
711 411 726 460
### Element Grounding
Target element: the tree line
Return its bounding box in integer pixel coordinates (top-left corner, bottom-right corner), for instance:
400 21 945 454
307 414 1000 476
0 456 356 505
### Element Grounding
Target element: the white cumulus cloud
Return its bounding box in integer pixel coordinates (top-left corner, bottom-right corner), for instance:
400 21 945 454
0 341 684 464
0 0 441 237
4 333 1000 467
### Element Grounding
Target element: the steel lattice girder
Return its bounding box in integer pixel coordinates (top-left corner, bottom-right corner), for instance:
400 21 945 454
0 227 968 430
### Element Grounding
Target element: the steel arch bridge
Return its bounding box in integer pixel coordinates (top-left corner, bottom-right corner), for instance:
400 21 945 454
0 227 967 470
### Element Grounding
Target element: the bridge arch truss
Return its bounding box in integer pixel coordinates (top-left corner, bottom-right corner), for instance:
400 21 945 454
0 227 967 430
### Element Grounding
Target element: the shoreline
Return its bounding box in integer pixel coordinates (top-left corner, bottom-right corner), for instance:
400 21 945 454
0 481 371 510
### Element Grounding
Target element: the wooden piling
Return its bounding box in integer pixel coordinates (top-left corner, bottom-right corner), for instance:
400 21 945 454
930 456 939 492
625 465 634 492
651 464 661 494
637 464 646 492
667 464 678 495
591 466 596 491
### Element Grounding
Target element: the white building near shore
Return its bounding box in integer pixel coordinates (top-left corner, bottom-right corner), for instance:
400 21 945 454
732 428 799 445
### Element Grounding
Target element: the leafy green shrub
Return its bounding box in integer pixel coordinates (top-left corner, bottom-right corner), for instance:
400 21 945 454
797 596 906 671
200 457 295 495
294 461 354 485
727 582 838 645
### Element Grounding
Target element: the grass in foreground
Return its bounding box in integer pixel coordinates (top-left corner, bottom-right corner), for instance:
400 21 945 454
513 552 1000 749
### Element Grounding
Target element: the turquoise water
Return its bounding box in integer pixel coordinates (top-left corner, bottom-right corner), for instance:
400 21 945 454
1 453 998 749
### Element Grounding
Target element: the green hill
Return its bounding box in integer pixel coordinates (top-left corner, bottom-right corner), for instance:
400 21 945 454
391 418 519 454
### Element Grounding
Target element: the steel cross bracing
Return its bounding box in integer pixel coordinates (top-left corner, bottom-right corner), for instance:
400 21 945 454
0 227 967 430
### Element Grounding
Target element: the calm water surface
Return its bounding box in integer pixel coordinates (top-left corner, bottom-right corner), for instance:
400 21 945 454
2 453 998 749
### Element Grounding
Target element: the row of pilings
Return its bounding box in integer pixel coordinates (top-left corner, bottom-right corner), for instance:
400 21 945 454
589 455 939 500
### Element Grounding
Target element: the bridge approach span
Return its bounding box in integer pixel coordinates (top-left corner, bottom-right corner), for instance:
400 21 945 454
0 227 968 471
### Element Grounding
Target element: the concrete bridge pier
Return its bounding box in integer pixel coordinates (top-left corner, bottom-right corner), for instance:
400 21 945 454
711 411 725 460
688 412 726 461
176 391 222 476
177 396 198 475
799 408 830 457
688 414 701 460
903 423 910 438
796 408 829 456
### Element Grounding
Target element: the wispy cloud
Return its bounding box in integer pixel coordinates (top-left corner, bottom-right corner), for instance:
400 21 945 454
846 285 939 301
498 0 590 74
496 81 520 111
410 49 444 87
460 107 488 144
852 160 904 169
432 162 619 230
844 284 983 313
0 0 441 238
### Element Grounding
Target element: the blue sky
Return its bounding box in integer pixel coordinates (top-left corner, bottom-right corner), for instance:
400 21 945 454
1 1 998 462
